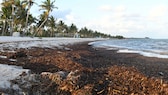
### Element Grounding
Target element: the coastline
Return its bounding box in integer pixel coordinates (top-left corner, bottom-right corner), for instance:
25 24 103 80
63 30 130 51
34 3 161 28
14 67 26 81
0 41 168 94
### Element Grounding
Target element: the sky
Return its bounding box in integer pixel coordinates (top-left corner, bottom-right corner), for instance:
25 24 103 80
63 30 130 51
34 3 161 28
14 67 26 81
1 0 168 39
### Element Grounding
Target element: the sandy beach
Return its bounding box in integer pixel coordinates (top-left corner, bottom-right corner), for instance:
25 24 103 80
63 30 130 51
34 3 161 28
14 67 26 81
0 41 168 94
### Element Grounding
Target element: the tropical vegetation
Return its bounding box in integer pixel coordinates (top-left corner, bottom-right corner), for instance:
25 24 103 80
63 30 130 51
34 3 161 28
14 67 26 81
0 0 123 38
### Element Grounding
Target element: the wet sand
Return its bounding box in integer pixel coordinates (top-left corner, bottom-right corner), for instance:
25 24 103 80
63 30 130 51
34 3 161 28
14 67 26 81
0 41 168 94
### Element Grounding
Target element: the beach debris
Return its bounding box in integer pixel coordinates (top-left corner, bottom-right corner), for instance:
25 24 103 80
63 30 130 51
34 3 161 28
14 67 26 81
7 50 27 59
71 84 94 95
55 70 81 93
41 71 68 84
1 42 168 95
0 55 7 59
11 71 40 88
64 47 72 51
67 70 81 85
9 59 17 62
106 65 168 95
5 70 40 95
158 72 164 76
57 51 62 54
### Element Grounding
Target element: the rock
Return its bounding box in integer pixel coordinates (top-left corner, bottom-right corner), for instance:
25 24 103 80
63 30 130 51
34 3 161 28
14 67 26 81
9 71 41 95
57 71 68 79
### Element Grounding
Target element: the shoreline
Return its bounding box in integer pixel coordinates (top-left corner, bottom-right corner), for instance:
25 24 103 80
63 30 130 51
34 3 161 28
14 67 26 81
90 46 168 81
89 38 168 59
0 41 168 94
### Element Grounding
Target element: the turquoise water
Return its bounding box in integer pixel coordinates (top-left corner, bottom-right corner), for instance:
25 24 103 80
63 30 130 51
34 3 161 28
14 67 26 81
90 39 168 58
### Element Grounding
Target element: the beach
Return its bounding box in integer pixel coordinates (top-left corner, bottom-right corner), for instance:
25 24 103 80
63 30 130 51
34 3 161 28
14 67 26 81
0 39 168 94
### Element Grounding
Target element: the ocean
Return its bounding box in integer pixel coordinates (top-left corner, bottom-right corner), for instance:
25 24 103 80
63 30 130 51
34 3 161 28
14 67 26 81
89 38 168 58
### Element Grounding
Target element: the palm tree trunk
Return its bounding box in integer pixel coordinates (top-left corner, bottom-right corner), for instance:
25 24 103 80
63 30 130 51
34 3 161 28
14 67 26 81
33 17 48 37
23 4 31 36
1 20 6 36
51 28 54 37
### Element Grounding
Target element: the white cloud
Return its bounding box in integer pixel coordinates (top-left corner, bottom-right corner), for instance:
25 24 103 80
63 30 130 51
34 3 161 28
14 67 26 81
114 5 126 12
51 9 71 20
64 12 79 26
99 5 126 12
148 5 168 22
149 5 167 17
84 4 168 38
143 5 168 38
63 12 86 27
99 5 113 11
83 5 147 37
56 3 168 39
65 13 75 21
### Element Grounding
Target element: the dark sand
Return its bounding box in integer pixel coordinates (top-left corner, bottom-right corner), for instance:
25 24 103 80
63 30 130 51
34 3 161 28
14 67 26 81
0 41 168 94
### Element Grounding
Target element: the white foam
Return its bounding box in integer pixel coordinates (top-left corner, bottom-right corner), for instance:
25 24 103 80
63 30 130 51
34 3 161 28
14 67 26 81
117 49 168 58
89 39 168 59
140 52 168 59
117 49 139 53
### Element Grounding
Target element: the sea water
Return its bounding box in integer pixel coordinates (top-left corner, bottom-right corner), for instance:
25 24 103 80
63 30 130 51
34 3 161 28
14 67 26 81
89 38 168 58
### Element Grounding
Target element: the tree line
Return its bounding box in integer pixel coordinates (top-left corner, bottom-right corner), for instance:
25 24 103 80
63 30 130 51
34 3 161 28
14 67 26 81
0 0 123 38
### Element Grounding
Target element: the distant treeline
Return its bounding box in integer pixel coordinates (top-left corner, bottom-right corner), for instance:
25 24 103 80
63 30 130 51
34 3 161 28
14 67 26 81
0 0 124 39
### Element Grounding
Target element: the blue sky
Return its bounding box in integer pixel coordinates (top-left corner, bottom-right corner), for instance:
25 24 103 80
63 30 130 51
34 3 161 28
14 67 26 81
1 0 168 38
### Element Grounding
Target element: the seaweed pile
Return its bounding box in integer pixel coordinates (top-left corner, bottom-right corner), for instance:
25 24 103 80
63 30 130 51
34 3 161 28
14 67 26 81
0 42 168 94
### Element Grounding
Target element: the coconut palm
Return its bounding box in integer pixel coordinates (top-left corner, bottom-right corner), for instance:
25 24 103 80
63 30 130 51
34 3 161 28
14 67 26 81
69 23 78 33
33 0 57 36
56 20 67 33
22 0 36 36
47 16 57 37
79 27 89 38
55 20 69 37
1 0 35 36
11 0 30 34
35 12 46 36
1 0 23 35
9 0 15 36
0 8 7 35
1 0 14 35
14 0 26 26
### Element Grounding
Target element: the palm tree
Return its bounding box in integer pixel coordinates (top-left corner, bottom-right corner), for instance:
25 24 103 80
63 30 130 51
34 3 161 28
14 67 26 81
1 7 8 35
14 0 26 29
69 23 78 33
33 0 57 37
1 0 25 35
35 12 46 36
1 0 14 35
56 20 67 33
22 0 36 36
48 16 56 37
1 0 35 36
55 20 68 37
79 27 88 38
